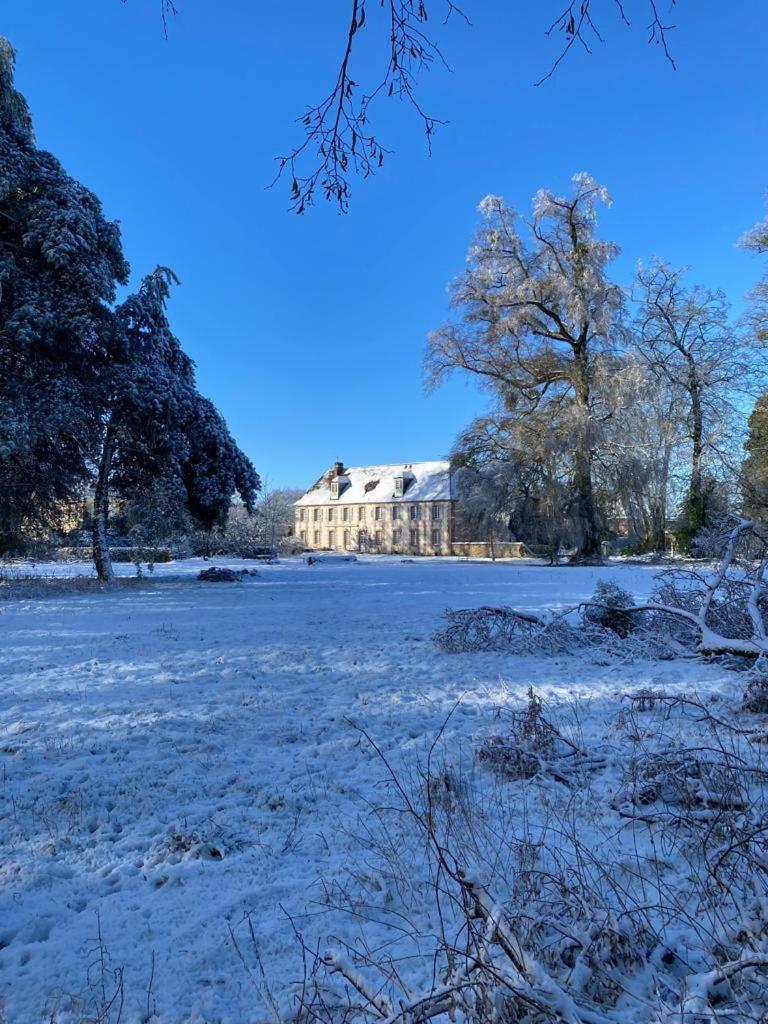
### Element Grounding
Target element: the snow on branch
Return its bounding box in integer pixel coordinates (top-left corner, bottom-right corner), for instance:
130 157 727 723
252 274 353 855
436 519 768 660
293 698 768 1024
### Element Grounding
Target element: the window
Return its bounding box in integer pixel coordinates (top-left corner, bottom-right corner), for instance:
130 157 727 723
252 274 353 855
375 506 384 521
431 529 441 548
410 529 419 547
394 477 404 496
431 505 443 521
410 506 421 521
342 507 350 522
343 529 350 549
375 530 383 546
327 507 334 522
328 530 335 548
314 530 320 545
300 530 306 543
392 505 400 520
393 528 402 546
299 508 305 522
330 480 339 498
358 507 366 522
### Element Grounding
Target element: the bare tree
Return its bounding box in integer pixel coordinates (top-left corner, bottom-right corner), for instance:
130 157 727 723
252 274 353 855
453 412 580 561
427 173 625 560
223 485 302 553
142 1 684 212
599 357 685 551
270 1 681 212
256 485 303 548
538 0 678 84
273 1 468 214
452 462 519 557
632 260 753 545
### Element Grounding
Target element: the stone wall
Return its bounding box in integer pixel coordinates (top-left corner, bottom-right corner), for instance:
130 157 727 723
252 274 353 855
450 541 528 559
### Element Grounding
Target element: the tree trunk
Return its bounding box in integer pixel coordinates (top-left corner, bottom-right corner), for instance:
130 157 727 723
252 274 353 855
92 425 115 584
572 450 601 558
651 442 672 553
649 503 666 554
571 342 602 560
688 367 705 529
676 359 706 551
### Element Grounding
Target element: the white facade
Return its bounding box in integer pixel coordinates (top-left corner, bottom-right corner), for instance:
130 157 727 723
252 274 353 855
294 461 456 555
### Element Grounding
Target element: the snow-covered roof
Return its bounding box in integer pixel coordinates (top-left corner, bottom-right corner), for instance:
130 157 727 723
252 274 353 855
295 461 454 506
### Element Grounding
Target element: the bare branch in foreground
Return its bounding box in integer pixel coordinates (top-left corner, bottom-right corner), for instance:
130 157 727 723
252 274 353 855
437 519 768 660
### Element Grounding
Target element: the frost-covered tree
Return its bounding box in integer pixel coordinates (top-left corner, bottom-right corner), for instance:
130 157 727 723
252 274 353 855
256 486 304 548
181 395 260 533
221 486 303 554
452 462 517 555
599 358 686 552
92 267 260 581
740 204 768 345
452 414 578 561
427 174 624 560
0 38 129 553
741 208 768 256
633 260 750 547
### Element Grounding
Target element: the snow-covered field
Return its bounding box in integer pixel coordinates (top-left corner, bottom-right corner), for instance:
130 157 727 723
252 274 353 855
0 557 747 1023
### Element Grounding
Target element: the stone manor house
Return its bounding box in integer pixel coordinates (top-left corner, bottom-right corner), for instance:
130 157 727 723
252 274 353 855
294 460 526 557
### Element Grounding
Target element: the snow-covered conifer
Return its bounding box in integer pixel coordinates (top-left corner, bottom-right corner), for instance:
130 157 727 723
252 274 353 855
0 37 129 552
92 268 259 580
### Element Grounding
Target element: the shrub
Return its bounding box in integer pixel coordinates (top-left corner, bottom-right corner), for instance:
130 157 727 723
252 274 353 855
743 663 768 713
584 580 642 637
109 547 172 564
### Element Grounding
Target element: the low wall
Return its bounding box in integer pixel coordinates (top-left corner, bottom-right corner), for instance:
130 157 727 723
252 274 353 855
53 547 173 563
451 541 529 559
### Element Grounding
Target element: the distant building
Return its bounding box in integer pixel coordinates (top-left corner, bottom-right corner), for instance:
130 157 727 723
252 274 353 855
294 461 456 555
294 460 528 557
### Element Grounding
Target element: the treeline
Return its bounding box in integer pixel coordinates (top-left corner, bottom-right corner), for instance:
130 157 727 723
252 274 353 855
0 39 259 580
428 174 768 560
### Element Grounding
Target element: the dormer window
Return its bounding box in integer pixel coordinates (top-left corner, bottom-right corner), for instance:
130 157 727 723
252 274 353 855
394 469 415 497
330 472 349 500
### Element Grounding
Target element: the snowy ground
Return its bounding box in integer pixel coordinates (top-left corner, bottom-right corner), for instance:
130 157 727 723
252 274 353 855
0 557 745 1023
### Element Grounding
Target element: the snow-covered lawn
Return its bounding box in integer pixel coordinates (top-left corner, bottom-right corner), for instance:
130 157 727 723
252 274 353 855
0 557 746 1023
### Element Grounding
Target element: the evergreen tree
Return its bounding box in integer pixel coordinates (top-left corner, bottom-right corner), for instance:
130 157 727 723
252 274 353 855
0 40 259 572
743 393 768 524
0 38 129 553
92 267 259 581
739 207 768 525
181 395 260 533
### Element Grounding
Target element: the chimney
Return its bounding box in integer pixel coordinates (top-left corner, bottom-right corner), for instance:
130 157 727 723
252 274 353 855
333 461 344 477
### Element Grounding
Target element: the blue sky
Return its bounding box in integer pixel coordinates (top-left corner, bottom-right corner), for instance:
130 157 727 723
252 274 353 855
4 1 767 488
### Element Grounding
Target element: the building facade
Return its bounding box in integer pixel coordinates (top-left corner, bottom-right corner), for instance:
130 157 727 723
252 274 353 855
294 461 456 556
